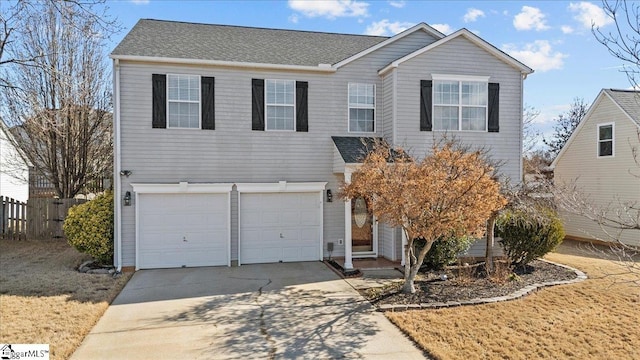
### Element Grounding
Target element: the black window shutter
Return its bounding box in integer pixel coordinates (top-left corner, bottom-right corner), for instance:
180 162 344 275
152 74 166 128
252 79 265 131
488 83 500 132
201 77 215 130
420 80 432 131
296 81 308 132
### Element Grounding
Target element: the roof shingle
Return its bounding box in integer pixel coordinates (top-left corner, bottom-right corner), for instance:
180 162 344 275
604 89 640 126
112 19 388 66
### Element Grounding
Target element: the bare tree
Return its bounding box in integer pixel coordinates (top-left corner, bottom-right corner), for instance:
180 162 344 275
523 105 541 154
543 98 589 158
594 0 640 89
0 1 116 198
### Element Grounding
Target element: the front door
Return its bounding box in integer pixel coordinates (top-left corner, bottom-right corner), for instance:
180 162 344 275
351 197 377 256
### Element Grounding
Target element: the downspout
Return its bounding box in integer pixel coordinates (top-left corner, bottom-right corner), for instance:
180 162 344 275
113 58 122 272
519 73 525 183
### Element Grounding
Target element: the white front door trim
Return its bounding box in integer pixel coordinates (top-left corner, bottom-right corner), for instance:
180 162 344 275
131 182 233 270
236 181 327 265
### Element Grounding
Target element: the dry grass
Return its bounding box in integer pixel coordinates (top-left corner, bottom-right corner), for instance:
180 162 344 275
387 240 640 360
0 239 131 360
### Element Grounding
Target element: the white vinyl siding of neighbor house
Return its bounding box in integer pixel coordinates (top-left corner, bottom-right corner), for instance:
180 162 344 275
392 36 524 182
554 95 640 247
116 29 440 266
0 129 28 202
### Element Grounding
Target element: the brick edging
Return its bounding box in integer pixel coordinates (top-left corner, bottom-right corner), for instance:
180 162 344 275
378 259 587 312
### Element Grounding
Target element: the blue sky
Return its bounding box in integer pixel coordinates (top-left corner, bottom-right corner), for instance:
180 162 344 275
105 0 631 140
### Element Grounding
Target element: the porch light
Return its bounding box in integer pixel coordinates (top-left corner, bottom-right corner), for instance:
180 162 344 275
124 191 132 206
326 189 333 202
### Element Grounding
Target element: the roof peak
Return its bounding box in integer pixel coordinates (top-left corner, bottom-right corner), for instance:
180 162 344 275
138 18 389 39
606 88 640 93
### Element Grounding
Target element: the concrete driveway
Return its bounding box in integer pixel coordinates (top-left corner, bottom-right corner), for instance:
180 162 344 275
71 262 425 359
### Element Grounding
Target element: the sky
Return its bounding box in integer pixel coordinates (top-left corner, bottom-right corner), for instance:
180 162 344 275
104 0 633 141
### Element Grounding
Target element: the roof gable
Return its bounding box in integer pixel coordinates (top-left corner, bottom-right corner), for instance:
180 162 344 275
551 88 640 168
332 23 444 69
379 28 533 76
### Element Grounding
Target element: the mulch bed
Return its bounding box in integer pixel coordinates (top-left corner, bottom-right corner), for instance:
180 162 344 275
362 260 578 306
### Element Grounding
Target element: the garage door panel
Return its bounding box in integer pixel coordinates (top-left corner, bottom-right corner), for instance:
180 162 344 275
138 193 229 269
240 192 321 264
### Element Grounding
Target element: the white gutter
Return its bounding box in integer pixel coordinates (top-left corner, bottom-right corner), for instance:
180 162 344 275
109 55 337 73
113 58 122 272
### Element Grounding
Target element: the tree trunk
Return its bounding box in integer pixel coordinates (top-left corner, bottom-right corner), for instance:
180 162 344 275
402 235 435 294
486 212 497 274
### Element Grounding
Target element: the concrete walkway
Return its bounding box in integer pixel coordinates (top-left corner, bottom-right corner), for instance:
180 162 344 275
72 262 425 359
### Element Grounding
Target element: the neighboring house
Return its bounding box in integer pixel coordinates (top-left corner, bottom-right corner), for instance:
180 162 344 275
111 19 533 271
0 122 29 202
553 89 640 247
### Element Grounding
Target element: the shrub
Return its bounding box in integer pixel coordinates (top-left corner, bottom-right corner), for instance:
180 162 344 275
64 191 114 265
418 235 474 271
495 206 565 267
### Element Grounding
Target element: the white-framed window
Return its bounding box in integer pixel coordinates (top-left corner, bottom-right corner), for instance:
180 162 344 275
167 74 201 129
348 83 375 133
597 122 614 157
432 75 488 131
266 79 295 131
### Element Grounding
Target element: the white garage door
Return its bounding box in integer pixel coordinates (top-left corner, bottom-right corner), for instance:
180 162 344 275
138 193 229 269
240 192 321 264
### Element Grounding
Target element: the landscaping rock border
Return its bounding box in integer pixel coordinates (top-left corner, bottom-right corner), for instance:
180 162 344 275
377 259 587 312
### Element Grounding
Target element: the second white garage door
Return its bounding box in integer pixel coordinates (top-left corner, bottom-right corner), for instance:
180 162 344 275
138 193 229 269
240 192 321 264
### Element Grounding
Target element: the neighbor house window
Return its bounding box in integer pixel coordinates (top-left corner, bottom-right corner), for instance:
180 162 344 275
266 79 295 131
598 123 614 157
433 76 488 131
348 83 375 132
167 74 201 128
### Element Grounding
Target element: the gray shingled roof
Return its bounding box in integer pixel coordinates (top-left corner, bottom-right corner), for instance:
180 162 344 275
605 89 640 126
112 19 388 66
332 136 386 163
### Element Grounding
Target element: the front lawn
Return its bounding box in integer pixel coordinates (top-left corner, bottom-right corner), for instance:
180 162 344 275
0 239 131 360
387 240 640 359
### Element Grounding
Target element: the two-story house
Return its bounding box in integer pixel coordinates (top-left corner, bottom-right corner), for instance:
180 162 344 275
553 89 640 247
111 19 532 271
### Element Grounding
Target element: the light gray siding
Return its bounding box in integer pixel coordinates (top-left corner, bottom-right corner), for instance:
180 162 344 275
117 30 440 266
554 95 640 247
393 36 524 182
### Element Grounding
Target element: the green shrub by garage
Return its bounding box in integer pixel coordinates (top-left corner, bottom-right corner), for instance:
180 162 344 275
496 206 565 267
64 190 114 265
418 234 474 271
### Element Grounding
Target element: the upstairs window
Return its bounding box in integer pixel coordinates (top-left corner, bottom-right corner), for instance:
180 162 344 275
598 123 614 157
167 74 201 129
266 79 295 131
433 76 488 131
348 83 375 132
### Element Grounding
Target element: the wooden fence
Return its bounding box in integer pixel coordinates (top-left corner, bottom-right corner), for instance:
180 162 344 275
1 196 28 240
27 198 86 240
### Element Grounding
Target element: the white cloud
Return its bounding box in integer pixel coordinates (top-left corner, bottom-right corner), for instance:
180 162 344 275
503 40 568 72
561 25 574 34
365 19 413 36
568 2 614 29
513 6 550 31
288 14 299 23
388 1 405 8
463 8 485 23
431 23 453 35
130 0 149 4
288 0 369 19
